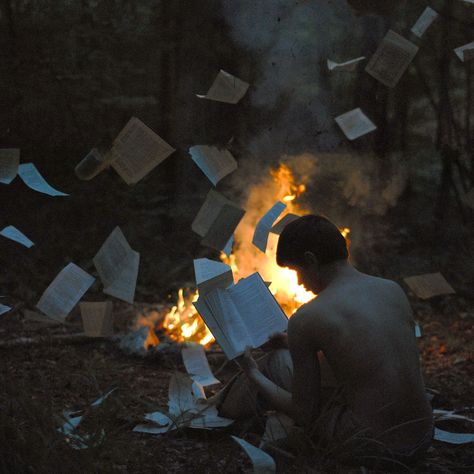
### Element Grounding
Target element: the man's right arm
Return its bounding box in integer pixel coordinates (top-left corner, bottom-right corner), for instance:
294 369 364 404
288 309 322 429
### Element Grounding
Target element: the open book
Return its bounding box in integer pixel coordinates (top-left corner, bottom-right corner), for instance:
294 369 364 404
193 272 288 359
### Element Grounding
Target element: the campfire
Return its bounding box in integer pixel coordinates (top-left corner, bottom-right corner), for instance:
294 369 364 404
139 162 350 350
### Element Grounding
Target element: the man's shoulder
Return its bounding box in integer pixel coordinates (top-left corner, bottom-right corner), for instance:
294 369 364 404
289 298 330 330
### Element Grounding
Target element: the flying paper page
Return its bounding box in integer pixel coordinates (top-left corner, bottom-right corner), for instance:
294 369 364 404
193 258 233 296
365 30 419 87
223 235 234 257
93 227 139 304
37 263 95 321
414 321 422 338
197 70 249 104
182 343 220 386
18 163 68 196
189 145 238 186
75 148 110 181
231 436 276 474
0 304 12 315
80 301 114 337
454 41 474 62
335 108 377 140
0 148 20 184
403 272 455 299
253 202 287 253
192 189 245 251
327 56 366 72
0 226 34 248
410 7 438 38
195 273 288 359
270 213 301 235
434 428 474 445
110 117 175 184
168 372 201 418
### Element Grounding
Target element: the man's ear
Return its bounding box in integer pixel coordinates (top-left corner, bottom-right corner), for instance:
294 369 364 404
303 251 319 267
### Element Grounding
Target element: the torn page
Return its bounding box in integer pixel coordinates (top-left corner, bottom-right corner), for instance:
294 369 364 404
0 225 34 248
454 40 474 62
18 163 68 196
231 436 276 474
335 108 377 141
0 304 12 315
110 117 175 185
79 301 114 337
410 7 438 38
91 387 117 408
194 258 233 296
0 148 20 184
403 272 455 299
253 202 286 253
327 56 365 72
93 227 139 304
36 263 95 321
182 343 220 386
260 413 294 448
365 30 419 87
270 213 300 235
192 189 245 251
434 428 474 444
197 70 249 104
189 145 238 186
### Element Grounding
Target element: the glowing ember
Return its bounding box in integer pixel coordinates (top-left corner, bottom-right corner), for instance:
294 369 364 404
140 161 350 348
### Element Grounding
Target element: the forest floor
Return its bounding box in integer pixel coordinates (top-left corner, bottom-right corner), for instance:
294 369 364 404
0 204 473 474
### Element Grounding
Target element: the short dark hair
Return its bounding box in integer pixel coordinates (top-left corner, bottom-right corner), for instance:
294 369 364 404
276 215 348 268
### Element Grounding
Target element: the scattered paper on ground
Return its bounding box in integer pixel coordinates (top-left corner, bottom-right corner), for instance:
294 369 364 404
335 108 377 140
134 372 232 435
0 304 12 315
434 428 474 444
36 263 95 321
231 436 276 474
327 56 365 72
182 343 220 386
93 227 139 304
18 163 68 196
192 189 245 251
365 30 419 87
189 145 238 186
0 148 20 184
253 202 286 252
433 409 474 423
197 70 249 104
110 117 175 184
0 225 34 248
410 7 438 38
80 301 114 337
194 258 233 296
454 41 474 62
260 413 294 448
403 272 455 299
270 213 300 235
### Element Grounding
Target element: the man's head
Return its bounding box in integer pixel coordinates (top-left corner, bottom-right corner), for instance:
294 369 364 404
276 215 349 292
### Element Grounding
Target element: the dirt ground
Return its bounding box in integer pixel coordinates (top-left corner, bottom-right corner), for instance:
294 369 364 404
1 212 473 474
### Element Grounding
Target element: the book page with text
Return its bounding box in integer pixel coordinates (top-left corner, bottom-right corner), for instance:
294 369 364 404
196 70 249 104
110 117 175 184
189 145 238 186
228 273 288 349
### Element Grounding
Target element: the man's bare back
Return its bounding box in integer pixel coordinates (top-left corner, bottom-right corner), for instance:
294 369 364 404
291 268 433 449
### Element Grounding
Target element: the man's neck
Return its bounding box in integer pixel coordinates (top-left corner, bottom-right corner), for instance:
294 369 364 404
318 260 358 290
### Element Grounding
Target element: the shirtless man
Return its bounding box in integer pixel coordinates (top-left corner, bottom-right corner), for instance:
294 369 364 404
218 215 433 464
